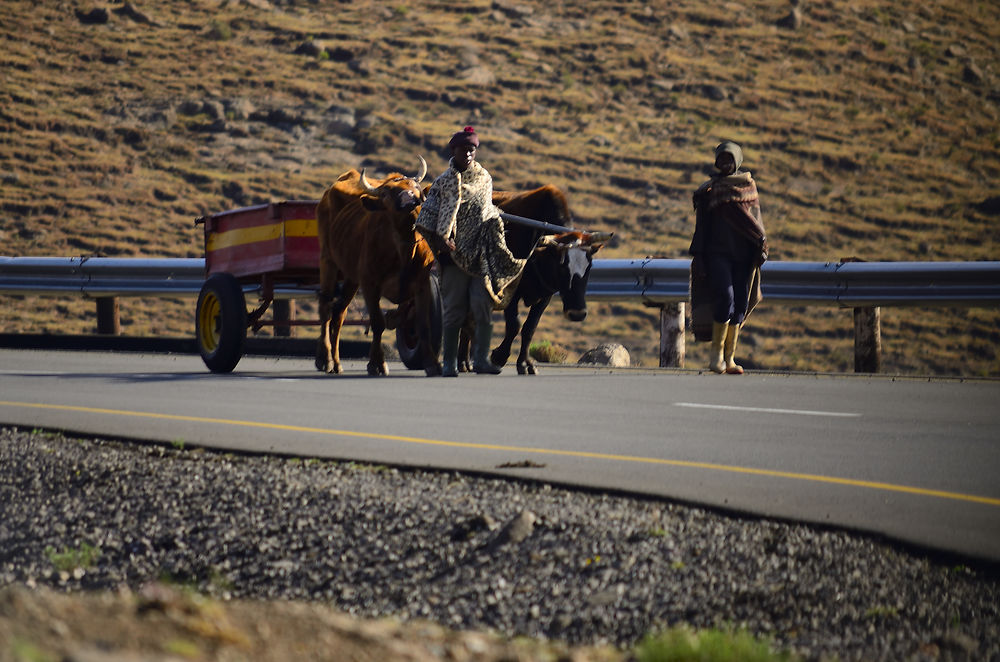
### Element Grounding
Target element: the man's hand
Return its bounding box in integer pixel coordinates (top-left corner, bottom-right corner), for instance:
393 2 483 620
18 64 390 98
425 232 455 255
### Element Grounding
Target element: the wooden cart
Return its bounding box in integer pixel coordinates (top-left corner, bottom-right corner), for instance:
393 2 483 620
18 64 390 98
194 201 439 373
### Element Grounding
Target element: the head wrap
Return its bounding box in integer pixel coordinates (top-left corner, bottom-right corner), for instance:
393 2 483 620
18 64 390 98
714 141 744 172
448 126 480 149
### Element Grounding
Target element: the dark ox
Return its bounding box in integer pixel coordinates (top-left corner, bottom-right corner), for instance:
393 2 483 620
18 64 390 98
460 185 611 375
314 157 440 376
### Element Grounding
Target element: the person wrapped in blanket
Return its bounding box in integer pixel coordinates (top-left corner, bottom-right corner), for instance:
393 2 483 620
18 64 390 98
689 141 768 374
416 126 527 377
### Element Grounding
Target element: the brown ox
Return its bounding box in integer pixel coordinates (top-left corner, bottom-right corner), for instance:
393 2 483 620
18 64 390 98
315 157 440 376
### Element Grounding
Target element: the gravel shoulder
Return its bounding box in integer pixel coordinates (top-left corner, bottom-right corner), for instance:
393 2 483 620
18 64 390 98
2 427 998 661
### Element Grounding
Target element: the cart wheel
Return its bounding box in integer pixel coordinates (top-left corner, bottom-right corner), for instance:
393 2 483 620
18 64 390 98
196 273 247 373
397 271 442 370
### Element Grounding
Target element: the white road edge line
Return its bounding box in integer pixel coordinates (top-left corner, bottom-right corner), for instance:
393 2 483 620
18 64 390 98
674 402 861 418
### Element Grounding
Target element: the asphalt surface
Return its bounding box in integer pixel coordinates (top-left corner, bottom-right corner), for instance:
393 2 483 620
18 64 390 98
1 348 999 563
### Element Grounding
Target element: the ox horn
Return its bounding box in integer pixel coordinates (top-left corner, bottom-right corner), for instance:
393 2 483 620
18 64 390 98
358 168 378 194
585 231 614 245
413 155 427 184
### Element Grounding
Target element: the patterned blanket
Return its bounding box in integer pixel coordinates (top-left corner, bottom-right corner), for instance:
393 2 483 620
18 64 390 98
416 160 526 307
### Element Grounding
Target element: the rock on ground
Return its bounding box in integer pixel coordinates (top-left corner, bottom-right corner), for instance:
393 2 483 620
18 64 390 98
578 343 630 367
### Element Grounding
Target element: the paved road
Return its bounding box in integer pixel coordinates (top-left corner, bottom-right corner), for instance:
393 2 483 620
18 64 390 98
2 348 999 562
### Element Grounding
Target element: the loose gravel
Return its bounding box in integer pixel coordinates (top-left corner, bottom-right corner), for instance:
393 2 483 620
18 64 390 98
2 426 998 661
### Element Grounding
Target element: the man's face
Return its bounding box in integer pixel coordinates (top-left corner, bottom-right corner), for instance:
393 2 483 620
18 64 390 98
715 152 736 176
451 143 476 171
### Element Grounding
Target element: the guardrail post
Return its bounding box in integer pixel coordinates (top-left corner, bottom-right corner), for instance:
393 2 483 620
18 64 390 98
273 299 295 337
658 302 685 368
95 296 121 335
853 306 881 373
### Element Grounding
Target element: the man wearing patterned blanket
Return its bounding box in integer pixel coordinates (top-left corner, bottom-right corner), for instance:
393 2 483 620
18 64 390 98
416 126 527 377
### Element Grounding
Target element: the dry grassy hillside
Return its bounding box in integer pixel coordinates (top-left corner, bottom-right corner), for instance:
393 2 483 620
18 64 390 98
2 0 998 375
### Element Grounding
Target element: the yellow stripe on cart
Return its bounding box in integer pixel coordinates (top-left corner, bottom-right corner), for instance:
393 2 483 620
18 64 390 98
206 219 317 252
284 218 318 238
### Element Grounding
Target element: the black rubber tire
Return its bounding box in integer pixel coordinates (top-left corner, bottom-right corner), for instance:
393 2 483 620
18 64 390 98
396 271 442 370
196 273 248 373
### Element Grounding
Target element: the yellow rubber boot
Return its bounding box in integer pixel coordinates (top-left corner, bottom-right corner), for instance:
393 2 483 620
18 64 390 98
710 321 728 374
724 323 744 375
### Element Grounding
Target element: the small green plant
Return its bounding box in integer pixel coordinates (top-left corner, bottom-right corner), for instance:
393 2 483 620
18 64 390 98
170 438 186 450
165 639 202 658
206 20 232 41
528 340 568 364
912 41 936 60
45 542 100 572
864 605 899 619
208 567 235 593
636 626 799 662
9 638 55 662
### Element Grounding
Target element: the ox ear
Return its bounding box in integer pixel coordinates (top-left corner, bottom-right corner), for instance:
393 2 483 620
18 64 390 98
360 194 383 211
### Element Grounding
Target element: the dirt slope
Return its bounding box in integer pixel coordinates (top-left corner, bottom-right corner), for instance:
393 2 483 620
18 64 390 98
1 0 998 374
1 584 621 662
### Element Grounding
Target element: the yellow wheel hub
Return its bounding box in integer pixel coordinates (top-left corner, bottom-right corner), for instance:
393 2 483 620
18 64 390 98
198 292 221 353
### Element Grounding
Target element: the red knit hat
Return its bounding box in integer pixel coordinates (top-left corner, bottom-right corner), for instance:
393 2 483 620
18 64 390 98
448 126 480 148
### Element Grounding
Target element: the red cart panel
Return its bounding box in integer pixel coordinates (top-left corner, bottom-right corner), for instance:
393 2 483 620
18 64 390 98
203 200 319 279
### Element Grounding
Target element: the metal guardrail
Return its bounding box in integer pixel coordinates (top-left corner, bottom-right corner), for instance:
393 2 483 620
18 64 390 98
0 257 205 297
3 256 1000 307
586 259 1000 307
3 255 998 372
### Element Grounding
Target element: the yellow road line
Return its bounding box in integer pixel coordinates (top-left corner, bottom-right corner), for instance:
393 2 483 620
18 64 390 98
3 400 999 507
